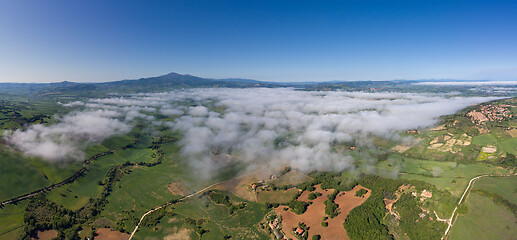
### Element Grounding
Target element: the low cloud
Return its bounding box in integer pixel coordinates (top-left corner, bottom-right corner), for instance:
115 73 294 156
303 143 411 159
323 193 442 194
4 110 130 161
414 81 517 86
165 89 495 178
4 88 498 178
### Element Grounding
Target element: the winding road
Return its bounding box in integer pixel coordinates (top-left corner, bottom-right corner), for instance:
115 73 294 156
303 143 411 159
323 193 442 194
128 173 253 240
439 173 516 240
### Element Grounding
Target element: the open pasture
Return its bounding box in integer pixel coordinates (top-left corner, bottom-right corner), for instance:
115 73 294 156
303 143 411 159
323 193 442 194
449 192 517 240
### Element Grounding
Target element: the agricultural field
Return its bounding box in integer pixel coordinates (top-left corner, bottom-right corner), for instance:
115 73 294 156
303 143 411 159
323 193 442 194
0 99 62 130
257 188 299 203
402 98 516 165
449 192 517 240
0 90 515 240
160 193 269 240
473 176 517 204
0 203 26 240
1 2 517 238
275 184 371 240
0 147 83 202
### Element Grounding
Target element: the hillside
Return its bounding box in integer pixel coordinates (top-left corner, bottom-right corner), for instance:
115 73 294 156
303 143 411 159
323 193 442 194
0 72 278 98
1 73 516 99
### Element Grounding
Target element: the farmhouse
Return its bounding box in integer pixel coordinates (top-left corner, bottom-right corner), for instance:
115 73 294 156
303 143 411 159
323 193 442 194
421 190 432 198
273 229 283 239
269 218 279 229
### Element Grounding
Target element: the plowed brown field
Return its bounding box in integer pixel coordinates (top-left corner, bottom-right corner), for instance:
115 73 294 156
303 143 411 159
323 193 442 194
275 184 371 239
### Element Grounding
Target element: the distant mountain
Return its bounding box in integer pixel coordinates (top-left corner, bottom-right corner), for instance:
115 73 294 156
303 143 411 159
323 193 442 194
0 72 279 98
95 72 282 93
0 73 514 99
212 77 265 84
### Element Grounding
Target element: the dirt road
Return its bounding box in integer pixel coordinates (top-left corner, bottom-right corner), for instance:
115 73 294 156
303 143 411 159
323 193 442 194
440 173 516 240
128 173 257 240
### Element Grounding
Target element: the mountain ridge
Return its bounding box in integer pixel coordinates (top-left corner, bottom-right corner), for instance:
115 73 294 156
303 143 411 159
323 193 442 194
0 72 515 98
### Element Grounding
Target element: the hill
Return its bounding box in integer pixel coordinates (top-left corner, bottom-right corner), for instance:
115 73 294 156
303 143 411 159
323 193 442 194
0 72 279 98
1 73 516 99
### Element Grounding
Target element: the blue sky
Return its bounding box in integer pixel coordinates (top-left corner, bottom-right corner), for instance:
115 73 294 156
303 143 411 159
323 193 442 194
0 0 516 83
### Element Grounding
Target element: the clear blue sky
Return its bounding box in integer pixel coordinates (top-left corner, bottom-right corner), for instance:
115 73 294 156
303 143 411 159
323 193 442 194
1 0 516 83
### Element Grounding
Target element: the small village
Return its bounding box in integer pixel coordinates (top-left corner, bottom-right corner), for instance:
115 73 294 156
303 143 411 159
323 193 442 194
466 104 513 124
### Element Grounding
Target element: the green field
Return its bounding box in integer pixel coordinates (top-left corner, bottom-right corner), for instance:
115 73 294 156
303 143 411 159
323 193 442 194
472 133 499 146
377 154 510 198
270 170 312 186
0 203 26 240
500 137 517 155
136 193 270 240
449 192 517 240
100 142 196 227
473 176 517 205
0 148 83 202
46 147 151 210
257 188 299 203
0 133 137 203
0 93 515 240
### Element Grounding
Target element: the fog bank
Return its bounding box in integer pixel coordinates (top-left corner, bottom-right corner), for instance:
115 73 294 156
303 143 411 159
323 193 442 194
4 89 497 177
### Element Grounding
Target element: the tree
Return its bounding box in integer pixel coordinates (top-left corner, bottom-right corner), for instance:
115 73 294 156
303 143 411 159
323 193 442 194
308 192 322 200
287 201 310 215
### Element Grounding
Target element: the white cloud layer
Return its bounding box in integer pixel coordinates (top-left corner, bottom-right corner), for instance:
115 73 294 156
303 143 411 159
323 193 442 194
4 110 130 161
414 81 517 86
4 88 498 177
162 89 495 177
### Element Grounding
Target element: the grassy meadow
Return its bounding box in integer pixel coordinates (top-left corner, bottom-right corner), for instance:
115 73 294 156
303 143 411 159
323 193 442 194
449 192 517 240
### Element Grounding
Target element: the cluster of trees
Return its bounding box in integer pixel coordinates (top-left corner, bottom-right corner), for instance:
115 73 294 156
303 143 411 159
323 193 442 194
269 172 357 195
144 135 173 167
23 195 73 237
472 189 517 216
208 191 231 207
115 210 138 233
264 192 310 215
344 175 447 240
287 201 310 215
264 202 280 209
229 202 246 214
499 153 516 167
343 189 392 239
308 192 322 200
266 172 363 217
0 101 51 129
208 191 247 214
184 217 209 238
23 194 86 240
149 135 178 150
355 189 368 197
324 190 340 218
267 171 453 239
140 208 175 228
269 183 295 191
22 164 133 239
184 217 204 225
297 172 358 192
394 194 443 240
